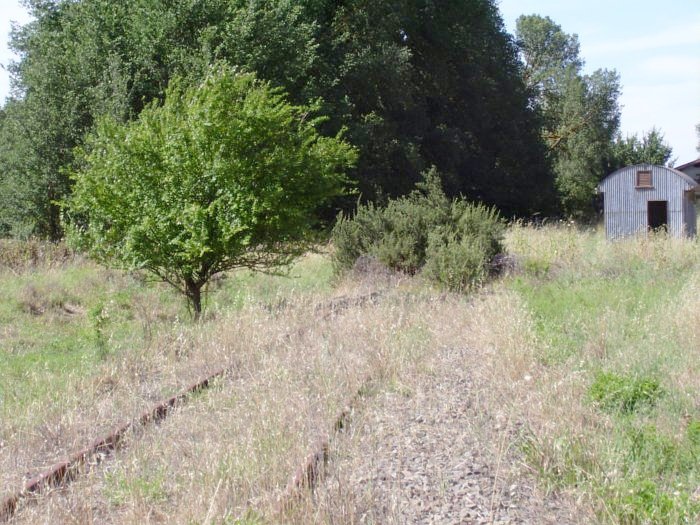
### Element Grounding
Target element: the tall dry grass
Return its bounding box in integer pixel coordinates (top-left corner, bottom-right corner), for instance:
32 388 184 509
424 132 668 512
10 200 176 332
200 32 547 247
0 239 75 274
4 257 435 523
5 225 700 523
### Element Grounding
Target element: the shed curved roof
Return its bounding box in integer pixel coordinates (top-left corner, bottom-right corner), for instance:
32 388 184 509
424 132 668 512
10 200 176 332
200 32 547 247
598 164 698 191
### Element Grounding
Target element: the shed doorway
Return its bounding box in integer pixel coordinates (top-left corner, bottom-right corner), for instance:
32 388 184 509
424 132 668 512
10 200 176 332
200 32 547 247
648 200 668 231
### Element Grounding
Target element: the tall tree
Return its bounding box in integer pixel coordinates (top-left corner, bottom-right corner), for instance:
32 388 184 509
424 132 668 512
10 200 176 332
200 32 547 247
515 14 620 218
2 0 554 239
2 0 226 238
307 0 554 215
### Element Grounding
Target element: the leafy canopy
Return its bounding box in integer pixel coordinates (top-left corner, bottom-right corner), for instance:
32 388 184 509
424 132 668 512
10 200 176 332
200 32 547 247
516 14 620 218
65 65 356 318
2 0 554 240
608 128 674 172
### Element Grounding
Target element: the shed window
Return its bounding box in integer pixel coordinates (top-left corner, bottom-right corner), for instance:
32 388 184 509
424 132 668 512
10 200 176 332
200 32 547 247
636 170 653 188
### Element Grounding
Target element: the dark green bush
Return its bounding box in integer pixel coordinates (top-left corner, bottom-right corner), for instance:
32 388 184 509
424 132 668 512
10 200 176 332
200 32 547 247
423 200 504 290
331 169 504 291
371 190 448 274
332 169 448 274
589 371 663 414
423 201 505 291
331 202 384 273
423 230 488 291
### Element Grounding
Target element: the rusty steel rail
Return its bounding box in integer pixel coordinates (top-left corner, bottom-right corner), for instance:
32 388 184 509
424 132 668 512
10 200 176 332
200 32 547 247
276 378 370 515
0 369 226 522
0 290 386 522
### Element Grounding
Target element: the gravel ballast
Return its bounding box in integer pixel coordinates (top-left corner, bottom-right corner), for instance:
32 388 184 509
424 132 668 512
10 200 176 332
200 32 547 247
309 346 588 524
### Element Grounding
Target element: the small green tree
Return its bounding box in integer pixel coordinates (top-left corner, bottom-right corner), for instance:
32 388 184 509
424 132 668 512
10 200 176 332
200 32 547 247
66 66 356 319
608 128 674 172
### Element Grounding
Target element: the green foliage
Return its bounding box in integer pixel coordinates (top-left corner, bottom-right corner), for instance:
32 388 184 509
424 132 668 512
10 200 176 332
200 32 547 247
66 66 355 318
423 203 504 291
516 14 582 101
314 0 554 214
1 0 319 239
332 170 450 274
589 371 663 414
370 175 451 274
1 0 555 240
332 170 503 291
553 70 620 218
608 128 674 172
331 203 384 273
609 478 687 525
516 15 620 218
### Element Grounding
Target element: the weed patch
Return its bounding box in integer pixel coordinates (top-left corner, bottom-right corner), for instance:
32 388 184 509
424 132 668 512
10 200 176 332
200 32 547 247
589 372 663 414
105 468 169 506
604 478 695 525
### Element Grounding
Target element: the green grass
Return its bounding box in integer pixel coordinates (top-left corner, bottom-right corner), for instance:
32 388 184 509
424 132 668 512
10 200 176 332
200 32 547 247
505 224 700 523
510 269 686 365
207 251 335 315
0 252 334 420
105 467 169 506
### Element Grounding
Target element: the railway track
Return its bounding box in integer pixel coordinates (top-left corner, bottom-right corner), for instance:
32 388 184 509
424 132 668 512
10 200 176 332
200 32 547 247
0 290 385 522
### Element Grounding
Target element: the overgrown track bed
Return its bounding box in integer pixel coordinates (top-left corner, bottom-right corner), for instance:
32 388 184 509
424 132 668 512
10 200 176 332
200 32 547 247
289 345 583 524
9 287 450 522
1 289 386 522
0 370 226 521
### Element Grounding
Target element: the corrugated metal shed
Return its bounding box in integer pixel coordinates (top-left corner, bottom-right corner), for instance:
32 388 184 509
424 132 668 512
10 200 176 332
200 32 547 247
597 164 697 239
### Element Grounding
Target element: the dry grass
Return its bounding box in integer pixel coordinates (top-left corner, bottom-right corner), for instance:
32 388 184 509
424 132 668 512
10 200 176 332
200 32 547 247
4 256 435 523
4 226 700 523
0 239 74 274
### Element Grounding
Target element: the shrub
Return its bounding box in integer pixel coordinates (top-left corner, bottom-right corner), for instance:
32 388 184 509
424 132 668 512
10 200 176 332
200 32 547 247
372 191 448 274
331 169 504 291
331 202 384 273
425 198 504 292
589 371 663 414
333 169 449 274
423 201 504 291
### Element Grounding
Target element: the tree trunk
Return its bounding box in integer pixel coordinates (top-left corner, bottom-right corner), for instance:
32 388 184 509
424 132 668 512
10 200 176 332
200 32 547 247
185 278 203 321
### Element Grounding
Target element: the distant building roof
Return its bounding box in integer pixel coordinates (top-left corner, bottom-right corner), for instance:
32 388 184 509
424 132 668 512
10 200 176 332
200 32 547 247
675 158 700 171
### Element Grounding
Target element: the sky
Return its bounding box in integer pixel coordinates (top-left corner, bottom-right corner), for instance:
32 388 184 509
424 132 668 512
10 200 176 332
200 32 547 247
0 0 31 100
0 0 699 163
498 0 700 164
